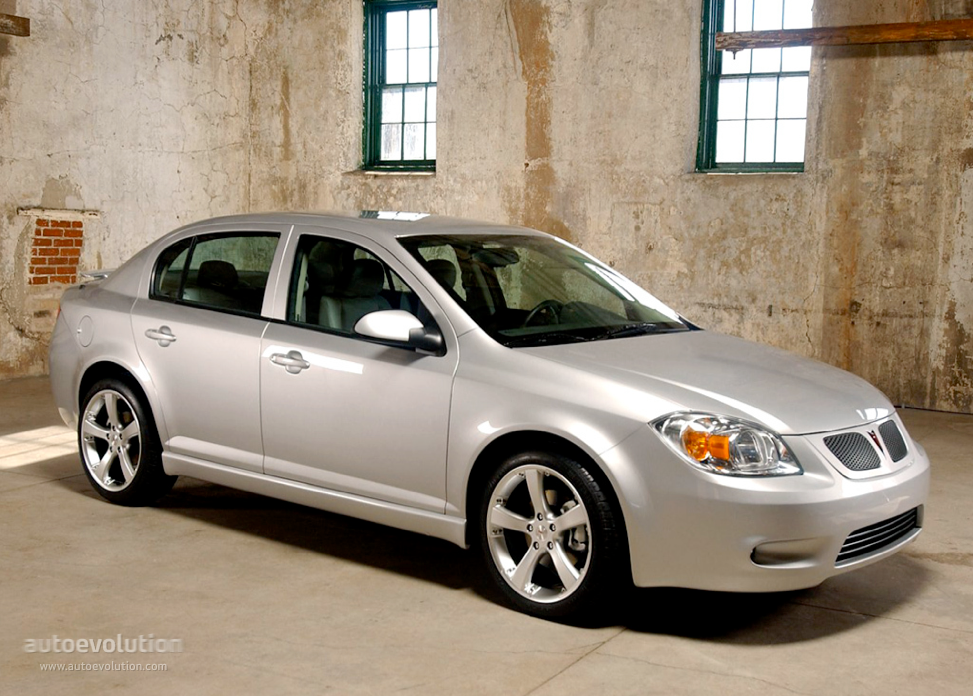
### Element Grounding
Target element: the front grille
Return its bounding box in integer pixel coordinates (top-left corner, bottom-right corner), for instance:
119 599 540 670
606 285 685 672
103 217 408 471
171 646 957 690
824 432 881 471
836 507 920 565
879 420 908 462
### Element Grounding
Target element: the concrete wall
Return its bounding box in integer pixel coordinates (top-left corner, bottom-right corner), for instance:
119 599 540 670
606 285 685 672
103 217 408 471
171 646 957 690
1 0 971 413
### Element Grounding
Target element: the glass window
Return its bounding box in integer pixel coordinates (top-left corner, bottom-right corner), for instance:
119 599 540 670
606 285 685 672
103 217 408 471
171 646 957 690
400 234 690 348
364 1 438 169
698 0 812 171
151 233 279 316
287 235 426 334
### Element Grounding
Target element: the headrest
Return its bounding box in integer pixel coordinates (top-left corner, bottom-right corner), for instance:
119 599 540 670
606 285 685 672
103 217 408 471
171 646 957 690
343 259 385 298
197 260 238 289
426 259 457 289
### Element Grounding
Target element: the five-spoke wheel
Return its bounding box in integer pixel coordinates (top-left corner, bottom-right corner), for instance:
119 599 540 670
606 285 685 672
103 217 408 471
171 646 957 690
81 389 142 492
79 379 175 505
480 450 621 618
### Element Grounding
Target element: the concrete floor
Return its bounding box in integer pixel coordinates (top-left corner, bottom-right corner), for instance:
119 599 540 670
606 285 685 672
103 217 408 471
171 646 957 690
1 375 971 695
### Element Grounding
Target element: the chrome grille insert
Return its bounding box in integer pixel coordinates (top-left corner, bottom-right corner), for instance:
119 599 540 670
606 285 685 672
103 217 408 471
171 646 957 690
836 507 920 565
879 420 908 462
823 432 881 471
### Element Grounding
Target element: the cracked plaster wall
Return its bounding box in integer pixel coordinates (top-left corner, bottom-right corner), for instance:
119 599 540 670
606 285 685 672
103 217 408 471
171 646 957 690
1 0 971 413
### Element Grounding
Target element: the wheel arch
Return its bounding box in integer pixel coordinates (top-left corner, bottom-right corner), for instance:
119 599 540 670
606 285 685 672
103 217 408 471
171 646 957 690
463 430 630 561
78 360 168 444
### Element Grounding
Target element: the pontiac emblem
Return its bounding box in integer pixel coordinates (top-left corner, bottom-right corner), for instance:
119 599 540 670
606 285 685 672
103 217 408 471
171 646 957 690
867 430 885 456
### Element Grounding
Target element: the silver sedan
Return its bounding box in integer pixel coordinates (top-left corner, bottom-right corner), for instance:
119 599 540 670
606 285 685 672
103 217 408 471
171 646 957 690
49 212 929 618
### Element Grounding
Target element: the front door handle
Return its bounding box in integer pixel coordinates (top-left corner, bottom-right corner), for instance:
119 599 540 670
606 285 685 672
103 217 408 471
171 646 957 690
145 326 177 347
270 350 310 374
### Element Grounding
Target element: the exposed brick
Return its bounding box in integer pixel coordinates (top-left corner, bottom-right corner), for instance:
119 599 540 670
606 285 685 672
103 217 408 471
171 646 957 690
36 219 50 227
33 266 54 274
30 276 50 285
74 239 84 246
53 238 76 247
42 228 63 237
52 220 73 228
35 247 59 257
32 237 52 246
59 247 82 258
56 266 76 274
52 275 75 284
72 220 83 228
63 229 84 238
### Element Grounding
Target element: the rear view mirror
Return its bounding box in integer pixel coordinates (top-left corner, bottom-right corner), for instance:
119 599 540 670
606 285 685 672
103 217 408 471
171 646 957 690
354 310 445 356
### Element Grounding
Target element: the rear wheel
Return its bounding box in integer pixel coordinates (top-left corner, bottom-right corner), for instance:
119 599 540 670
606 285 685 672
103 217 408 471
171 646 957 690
479 450 622 618
79 379 175 505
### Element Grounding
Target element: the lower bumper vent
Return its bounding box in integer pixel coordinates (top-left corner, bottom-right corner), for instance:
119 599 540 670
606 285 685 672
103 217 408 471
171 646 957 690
836 507 920 565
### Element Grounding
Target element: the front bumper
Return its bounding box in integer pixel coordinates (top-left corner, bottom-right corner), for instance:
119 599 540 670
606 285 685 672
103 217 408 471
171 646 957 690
603 417 930 591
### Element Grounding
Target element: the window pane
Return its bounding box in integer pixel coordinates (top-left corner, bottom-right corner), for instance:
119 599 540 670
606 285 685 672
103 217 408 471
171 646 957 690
386 11 407 50
427 86 437 122
403 123 425 159
782 46 811 72
747 77 777 119
431 9 438 46
723 0 753 32
381 88 403 123
753 0 784 31
386 48 407 84
431 46 439 82
408 47 430 83
777 76 808 118
182 235 279 314
403 86 426 122
426 123 437 159
751 48 781 74
783 0 813 29
775 119 806 162
715 120 745 162
717 77 747 120
381 124 402 160
409 9 430 48
745 119 776 161
721 48 751 75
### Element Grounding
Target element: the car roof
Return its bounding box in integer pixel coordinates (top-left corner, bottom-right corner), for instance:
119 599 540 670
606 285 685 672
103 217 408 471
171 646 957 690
166 211 550 244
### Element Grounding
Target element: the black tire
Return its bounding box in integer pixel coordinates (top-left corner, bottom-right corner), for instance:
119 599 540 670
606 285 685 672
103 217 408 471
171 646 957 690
78 378 176 506
478 449 623 619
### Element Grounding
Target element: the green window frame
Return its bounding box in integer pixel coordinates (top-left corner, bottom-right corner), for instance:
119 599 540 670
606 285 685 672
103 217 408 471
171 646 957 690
363 0 438 171
697 0 812 172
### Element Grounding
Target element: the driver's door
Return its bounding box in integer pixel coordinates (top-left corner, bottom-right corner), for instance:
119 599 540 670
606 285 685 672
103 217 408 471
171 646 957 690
259 231 456 512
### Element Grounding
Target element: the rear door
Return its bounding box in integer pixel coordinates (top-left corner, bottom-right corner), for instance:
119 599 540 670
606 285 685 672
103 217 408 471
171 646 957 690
131 229 285 472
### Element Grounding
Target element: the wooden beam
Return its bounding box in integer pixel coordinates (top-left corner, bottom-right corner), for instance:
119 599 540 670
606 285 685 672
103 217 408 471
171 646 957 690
716 18 973 52
0 13 30 37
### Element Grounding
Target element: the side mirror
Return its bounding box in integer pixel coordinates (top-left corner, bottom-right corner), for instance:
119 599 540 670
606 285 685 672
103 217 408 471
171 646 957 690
354 310 445 356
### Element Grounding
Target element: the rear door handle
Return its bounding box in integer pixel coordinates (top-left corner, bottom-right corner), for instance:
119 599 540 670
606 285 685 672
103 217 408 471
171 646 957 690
145 326 177 347
270 350 310 374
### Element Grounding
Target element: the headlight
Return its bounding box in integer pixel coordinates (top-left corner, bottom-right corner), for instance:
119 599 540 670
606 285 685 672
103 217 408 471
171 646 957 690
653 413 802 476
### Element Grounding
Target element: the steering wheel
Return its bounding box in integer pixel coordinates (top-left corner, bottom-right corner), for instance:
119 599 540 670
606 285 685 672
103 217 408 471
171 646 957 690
522 299 564 327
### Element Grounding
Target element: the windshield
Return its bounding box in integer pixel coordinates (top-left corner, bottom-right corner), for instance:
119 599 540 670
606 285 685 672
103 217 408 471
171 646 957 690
399 234 692 347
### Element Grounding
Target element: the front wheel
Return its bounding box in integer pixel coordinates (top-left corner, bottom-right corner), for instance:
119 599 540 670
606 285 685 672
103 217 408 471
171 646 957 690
79 379 175 506
479 450 623 618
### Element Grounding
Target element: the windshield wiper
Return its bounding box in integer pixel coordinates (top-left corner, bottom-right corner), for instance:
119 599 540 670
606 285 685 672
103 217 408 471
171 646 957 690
590 322 682 340
503 331 594 347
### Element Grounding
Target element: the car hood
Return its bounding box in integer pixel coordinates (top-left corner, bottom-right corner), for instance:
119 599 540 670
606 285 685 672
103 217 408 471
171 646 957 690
519 330 894 435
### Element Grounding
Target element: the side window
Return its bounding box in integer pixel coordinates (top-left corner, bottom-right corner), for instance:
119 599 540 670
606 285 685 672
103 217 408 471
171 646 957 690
153 239 191 299
151 233 279 316
288 236 423 334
